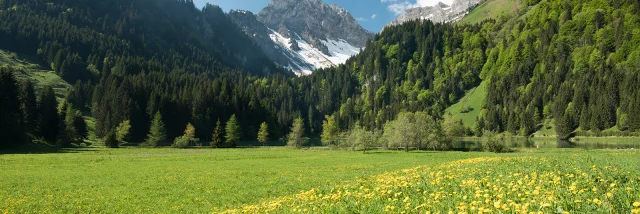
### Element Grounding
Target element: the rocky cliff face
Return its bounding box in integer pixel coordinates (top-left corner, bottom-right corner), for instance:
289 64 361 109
387 0 481 28
257 0 373 48
228 0 373 75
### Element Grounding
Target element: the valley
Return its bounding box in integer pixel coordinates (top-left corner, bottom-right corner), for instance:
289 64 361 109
1 0 640 213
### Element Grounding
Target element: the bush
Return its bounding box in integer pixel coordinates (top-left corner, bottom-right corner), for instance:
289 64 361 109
172 136 190 148
482 131 509 153
104 131 119 148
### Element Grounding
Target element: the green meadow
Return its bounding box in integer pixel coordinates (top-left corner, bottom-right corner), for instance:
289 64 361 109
1 147 639 213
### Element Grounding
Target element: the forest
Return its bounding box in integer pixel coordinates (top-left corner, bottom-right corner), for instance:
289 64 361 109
1 0 640 149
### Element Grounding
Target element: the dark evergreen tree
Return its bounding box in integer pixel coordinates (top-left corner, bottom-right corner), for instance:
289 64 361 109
37 86 59 144
0 68 25 148
20 80 38 135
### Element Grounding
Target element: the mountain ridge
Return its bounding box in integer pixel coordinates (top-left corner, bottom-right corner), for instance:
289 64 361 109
229 0 374 75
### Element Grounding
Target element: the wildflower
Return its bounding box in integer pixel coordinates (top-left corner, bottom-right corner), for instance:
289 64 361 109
634 202 640 207
593 198 602 205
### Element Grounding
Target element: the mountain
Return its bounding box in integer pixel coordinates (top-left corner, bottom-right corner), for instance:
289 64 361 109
387 0 481 27
0 0 288 82
229 0 374 75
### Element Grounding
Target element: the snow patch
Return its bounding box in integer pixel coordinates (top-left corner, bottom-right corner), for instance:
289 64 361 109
267 29 361 76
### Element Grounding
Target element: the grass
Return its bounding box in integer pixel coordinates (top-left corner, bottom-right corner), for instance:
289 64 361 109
0 49 70 99
1 147 639 213
459 0 522 24
225 149 640 213
444 81 487 129
0 147 483 213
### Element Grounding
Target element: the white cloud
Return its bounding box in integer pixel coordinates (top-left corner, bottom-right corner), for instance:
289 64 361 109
384 0 454 16
371 14 377 20
356 17 368 21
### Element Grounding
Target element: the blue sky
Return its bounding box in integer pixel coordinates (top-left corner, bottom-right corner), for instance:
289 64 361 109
194 0 453 32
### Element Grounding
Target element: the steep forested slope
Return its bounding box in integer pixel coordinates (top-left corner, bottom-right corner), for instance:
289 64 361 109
476 0 640 138
0 0 285 82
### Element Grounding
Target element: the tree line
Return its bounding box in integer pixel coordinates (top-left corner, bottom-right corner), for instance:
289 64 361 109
2 0 640 150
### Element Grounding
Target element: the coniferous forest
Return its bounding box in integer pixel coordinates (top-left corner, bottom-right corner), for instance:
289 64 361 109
1 0 640 149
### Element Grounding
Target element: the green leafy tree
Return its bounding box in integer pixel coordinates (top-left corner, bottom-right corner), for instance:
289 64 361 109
143 111 166 147
211 119 223 148
347 125 377 153
287 118 306 148
257 122 269 146
225 114 241 148
321 115 339 146
443 115 466 138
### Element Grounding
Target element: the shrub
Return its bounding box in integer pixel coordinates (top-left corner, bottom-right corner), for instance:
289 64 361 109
482 131 509 153
104 131 119 148
172 136 190 148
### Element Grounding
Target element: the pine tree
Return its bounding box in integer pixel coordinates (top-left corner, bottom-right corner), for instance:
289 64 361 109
37 86 59 144
211 119 223 148
60 105 78 147
287 118 306 148
0 69 25 148
20 80 38 135
115 120 131 144
143 111 166 147
225 114 241 148
257 122 269 146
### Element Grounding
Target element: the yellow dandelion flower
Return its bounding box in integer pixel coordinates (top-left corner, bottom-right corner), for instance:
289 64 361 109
593 198 602 205
633 202 640 207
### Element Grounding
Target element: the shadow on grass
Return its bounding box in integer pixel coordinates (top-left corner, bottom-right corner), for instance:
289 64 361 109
0 144 100 155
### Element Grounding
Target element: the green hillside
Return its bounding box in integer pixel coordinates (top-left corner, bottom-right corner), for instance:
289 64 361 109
0 49 69 99
444 81 487 129
459 0 522 24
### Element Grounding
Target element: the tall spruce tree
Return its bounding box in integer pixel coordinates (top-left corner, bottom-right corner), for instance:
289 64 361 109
225 114 241 148
37 86 59 144
143 111 166 147
20 80 38 135
211 119 224 148
0 69 25 148
257 122 269 146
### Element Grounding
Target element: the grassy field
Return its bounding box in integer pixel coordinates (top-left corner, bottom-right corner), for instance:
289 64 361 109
444 81 486 129
1 148 639 213
460 0 522 24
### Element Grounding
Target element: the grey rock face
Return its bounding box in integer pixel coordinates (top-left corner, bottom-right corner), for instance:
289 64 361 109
387 0 481 28
257 0 373 48
228 10 313 72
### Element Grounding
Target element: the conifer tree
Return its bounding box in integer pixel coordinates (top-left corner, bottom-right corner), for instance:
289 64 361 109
20 80 38 135
257 122 269 146
0 69 25 148
38 86 59 144
115 120 131 144
225 114 240 148
143 111 166 147
59 104 78 147
211 119 223 148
